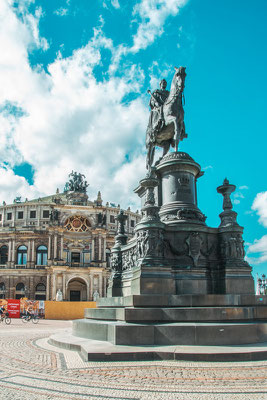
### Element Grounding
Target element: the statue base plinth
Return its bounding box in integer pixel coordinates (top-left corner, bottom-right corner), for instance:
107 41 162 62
156 152 206 224
69 294 267 348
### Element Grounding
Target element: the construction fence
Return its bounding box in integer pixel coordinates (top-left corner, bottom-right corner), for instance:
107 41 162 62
0 298 96 320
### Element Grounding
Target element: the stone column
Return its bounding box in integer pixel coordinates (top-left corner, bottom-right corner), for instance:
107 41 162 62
99 237 102 261
25 205 28 223
9 276 14 298
60 236 63 260
11 238 16 265
52 273 57 300
31 239 35 267
54 234 57 260
62 273 66 300
103 236 106 261
48 235 51 260
103 276 107 296
27 240 31 268
86 279 90 301
30 276 35 299
99 273 103 297
90 274 93 300
91 237 95 261
37 205 40 227
8 240 11 263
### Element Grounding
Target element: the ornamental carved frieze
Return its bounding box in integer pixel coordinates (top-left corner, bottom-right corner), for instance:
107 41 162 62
161 208 206 223
64 215 91 232
110 252 121 272
186 232 203 266
122 248 137 271
220 234 245 260
161 152 194 162
136 229 164 258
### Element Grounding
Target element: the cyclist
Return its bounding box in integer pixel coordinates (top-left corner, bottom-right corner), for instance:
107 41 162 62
25 306 34 320
0 305 6 321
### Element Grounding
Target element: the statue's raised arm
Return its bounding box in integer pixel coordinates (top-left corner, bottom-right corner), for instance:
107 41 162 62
146 66 187 171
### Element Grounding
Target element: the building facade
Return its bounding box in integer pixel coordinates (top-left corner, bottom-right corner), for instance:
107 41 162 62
0 172 140 301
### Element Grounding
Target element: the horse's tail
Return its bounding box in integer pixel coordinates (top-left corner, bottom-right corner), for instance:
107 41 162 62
180 122 188 141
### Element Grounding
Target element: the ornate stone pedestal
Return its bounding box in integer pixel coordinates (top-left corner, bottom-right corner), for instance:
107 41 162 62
67 152 265 357
156 152 206 224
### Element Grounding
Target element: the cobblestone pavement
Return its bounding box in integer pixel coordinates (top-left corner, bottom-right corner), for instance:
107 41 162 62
0 320 266 400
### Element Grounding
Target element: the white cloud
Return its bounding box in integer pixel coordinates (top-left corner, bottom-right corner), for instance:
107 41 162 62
252 191 267 228
147 61 173 92
131 0 188 53
112 154 146 209
0 0 149 210
111 0 120 9
231 185 248 206
234 192 244 199
245 210 254 215
103 0 120 10
233 199 240 205
0 0 188 211
54 8 69 17
246 235 267 264
0 166 41 204
245 191 267 266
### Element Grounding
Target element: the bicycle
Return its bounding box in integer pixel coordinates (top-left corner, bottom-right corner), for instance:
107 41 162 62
0 312 11 325
21 314 39 324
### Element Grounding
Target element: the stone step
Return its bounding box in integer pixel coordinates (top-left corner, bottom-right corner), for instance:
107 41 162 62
72 319 267 346
49 331 267 362
84 306 267 322
97 294 267 308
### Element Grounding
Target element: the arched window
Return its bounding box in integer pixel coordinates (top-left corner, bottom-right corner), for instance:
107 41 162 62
16 282 25 291
36 283 46 291
35 283 46 300
15 282 26 299
36 245 48 266
17 245 27 265
0 246 8 264
0 282 5 299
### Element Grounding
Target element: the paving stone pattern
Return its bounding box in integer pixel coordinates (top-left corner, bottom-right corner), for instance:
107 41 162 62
0 320 266 400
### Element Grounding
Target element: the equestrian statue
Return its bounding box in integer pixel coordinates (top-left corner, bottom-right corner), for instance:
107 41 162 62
146 66 187 170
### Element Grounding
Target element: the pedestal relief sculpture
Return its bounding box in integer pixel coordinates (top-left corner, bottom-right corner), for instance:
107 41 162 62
67 67 267 358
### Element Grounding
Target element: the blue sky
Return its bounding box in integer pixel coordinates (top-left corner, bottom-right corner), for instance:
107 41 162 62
0 0 267 277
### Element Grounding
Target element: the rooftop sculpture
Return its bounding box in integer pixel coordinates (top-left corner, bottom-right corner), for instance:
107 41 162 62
64 171 89 193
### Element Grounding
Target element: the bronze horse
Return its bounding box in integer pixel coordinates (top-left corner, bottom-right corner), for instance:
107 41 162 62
146 66 187 170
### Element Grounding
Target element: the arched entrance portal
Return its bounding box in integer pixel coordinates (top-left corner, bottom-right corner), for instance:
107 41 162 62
67 278 88 301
